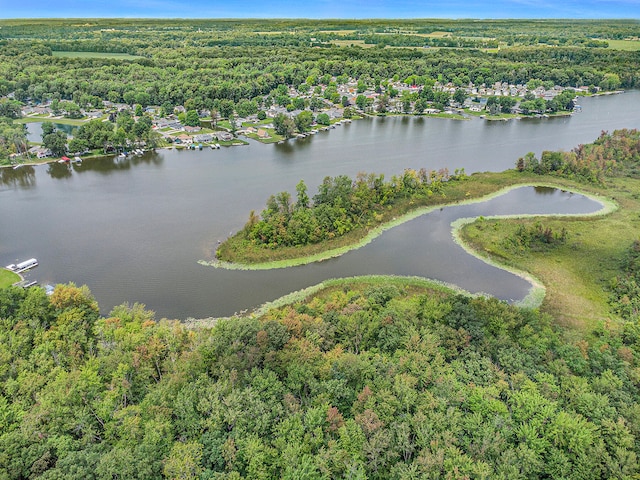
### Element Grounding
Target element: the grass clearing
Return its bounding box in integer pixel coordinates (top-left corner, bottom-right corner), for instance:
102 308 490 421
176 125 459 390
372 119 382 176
604 39 640 51
0 269 21 289
15 117 90 126
329 39 377 48
52 51 145 60
415 31 452 38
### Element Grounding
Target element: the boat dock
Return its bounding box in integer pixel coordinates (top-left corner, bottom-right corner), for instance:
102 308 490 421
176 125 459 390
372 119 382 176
5 258 38 273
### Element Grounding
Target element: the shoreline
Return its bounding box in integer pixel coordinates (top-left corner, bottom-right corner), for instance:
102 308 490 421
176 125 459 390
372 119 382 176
183 274 479 328
4 90 620 168
200 182 617 275
450 185 617 308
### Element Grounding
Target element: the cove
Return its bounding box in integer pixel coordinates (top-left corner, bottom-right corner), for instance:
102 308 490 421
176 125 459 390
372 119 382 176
1 91 638 319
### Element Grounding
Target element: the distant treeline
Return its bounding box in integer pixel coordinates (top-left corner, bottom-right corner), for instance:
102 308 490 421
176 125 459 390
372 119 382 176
0 19 638 110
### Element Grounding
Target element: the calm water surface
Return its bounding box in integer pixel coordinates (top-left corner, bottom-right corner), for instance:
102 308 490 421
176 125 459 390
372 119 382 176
25 122 77 142
2 92 638 318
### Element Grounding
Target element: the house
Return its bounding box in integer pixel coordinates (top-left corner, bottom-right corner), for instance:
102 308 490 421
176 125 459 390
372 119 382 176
28 146 52 158
193 133 214 143
216 132 233 142
184 125 201 133
176 134 193 145
245 126 257 134
257 129 269 139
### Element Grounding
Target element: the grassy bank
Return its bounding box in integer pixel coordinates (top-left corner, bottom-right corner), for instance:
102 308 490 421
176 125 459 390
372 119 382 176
458 175 640 334
184 274 474 328
0 269 21 288
211 170 607 269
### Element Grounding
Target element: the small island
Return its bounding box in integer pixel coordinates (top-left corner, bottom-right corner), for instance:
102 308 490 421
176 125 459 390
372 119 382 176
213 129 638 270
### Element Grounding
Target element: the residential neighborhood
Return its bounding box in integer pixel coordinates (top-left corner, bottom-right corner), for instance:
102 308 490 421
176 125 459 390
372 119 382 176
1 75 593 166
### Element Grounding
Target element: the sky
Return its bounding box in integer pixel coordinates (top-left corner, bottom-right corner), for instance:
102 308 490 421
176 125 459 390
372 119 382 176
2 0 639 19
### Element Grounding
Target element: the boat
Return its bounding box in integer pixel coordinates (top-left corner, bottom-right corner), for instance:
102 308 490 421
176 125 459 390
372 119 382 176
12 164 23 170
8 258 38 273
117 152 126 159
73 156 82 164
198 144 203 150
60 156 70 162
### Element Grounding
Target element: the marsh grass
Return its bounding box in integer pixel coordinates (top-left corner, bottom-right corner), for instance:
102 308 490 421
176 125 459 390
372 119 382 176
458 175 639 333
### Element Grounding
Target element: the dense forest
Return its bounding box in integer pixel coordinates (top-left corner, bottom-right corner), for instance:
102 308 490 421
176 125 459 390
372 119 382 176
233 168 463 250
517 129 640 183
1 277 639 479
0 19 639 108
1 19 639 164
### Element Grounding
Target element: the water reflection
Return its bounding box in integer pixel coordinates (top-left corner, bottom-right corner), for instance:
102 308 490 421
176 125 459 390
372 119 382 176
0 165 36 188
25 122 77 142
46 162 72 179
533 186 558 195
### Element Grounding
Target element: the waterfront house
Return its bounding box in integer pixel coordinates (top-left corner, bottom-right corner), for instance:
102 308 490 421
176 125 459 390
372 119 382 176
216 132 234 142
193 133 214 143
176 134 193 145
28 146 53 158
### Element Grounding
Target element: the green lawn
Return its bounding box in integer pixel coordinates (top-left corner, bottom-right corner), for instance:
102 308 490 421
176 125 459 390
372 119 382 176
15 117 96 126
605 39 640 51
52 51 145 60
0 269 20 289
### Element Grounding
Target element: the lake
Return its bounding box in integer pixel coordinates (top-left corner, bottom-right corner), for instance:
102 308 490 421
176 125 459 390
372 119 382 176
25 122 77 142
2 91 639 319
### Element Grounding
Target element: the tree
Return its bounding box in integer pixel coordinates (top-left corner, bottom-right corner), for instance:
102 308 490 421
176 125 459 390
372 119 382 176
292 97 306 110
42 128 68 157
295 110 313 132
295 180 309 210
402 98 412 114
273 113 295 138
453 88 467 105
376 95 389 114
184 110 200 127
414 98 427 114
219 100 235 119
236 99 258 118
163 442 203 480
0 99 23 119
316 113 330 126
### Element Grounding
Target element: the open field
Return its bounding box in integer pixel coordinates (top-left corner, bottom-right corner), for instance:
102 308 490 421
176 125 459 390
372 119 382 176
52 51 145 60
415 31 452 37
329 39 377 48
605 39 640 50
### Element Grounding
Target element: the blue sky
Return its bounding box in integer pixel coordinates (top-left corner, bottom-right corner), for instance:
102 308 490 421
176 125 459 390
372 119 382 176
2 0 639 19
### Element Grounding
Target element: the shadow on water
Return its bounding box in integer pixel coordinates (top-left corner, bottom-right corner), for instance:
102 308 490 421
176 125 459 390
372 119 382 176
0 165 36 189
65 151 165 176
47 162 73 179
